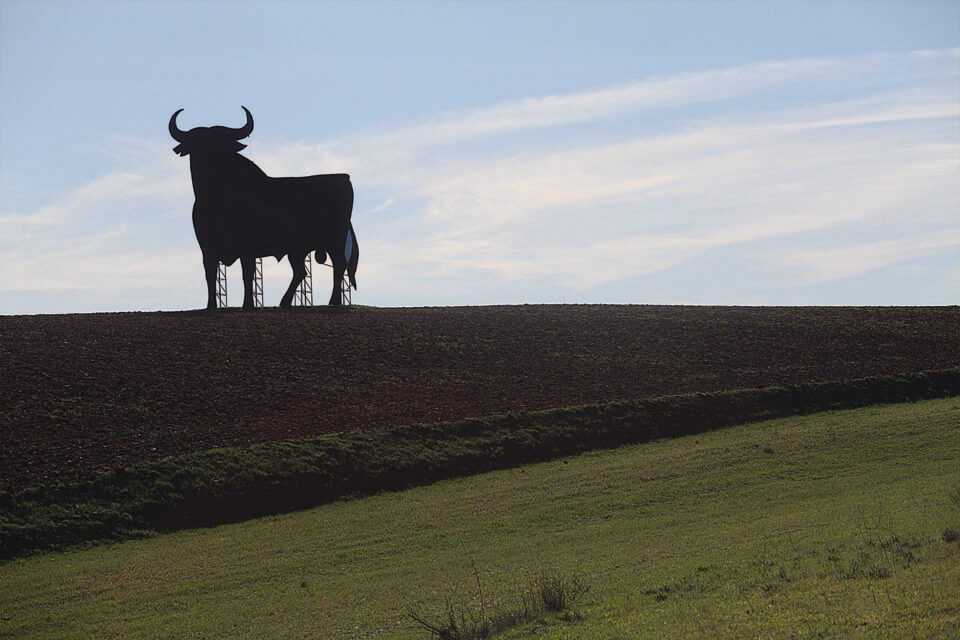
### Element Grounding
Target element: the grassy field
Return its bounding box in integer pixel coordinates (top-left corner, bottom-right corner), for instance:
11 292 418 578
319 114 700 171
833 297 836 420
1 397 958 638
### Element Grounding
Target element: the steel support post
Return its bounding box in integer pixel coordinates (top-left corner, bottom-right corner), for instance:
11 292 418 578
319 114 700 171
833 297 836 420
216 262 228 308
253 257 264 308
293 254 313 306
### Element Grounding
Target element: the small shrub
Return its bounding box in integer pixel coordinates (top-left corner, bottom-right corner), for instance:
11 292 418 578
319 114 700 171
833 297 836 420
407 596 496 640
408 567 589 639
528 571 590 612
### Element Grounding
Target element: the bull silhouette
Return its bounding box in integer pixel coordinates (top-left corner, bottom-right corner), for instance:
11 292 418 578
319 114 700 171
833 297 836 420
169 107 358 309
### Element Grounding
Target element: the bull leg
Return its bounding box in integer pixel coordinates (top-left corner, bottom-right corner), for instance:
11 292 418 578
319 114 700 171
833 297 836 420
240 256 256 310
329 253 346 306
280 251 308 307
328 225 351 306
203 253 219 310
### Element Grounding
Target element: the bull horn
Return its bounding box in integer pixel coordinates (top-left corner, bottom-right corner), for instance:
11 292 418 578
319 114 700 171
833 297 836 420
168 109 186 142
231 106 254 139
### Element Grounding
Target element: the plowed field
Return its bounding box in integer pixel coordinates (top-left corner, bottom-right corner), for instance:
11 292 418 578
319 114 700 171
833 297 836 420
2 305 958 492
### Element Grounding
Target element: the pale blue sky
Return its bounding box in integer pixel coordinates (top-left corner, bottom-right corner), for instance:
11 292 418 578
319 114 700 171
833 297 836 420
1 0 958 313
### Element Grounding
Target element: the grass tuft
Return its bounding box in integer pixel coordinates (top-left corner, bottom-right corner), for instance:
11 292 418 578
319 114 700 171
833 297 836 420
527 570 590 612
407 566 589 639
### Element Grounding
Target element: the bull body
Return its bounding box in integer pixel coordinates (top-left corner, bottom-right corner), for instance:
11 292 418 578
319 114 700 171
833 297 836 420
170 107 358 309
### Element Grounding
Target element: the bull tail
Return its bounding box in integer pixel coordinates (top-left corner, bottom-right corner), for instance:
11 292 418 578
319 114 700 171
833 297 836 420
345 222 358 290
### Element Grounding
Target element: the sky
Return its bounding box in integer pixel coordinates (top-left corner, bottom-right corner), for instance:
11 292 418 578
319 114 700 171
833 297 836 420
0 0 958 314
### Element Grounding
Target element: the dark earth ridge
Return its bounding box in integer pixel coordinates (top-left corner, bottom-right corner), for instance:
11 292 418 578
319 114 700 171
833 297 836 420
2 304 958 492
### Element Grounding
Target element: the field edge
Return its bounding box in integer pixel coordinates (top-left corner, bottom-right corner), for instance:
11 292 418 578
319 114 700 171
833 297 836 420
1 367 958 561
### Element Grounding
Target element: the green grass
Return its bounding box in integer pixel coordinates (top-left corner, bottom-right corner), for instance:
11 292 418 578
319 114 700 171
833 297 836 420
2 398 959 638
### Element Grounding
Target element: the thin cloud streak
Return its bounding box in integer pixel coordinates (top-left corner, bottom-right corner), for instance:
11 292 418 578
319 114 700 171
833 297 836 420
411 97 958 230
357 98 956 295
770 231 960 285
268 47 959 172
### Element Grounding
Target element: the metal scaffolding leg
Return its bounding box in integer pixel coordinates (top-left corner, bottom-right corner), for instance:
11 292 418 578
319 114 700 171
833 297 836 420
293 254 313 307
253 257 264 308
308 258 353 307
216 262 228 309
341 271 351 305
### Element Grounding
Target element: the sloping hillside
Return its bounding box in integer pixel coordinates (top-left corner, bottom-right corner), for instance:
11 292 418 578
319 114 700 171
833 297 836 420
2 305 958 491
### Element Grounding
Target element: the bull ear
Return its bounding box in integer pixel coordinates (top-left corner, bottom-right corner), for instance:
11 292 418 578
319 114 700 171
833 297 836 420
233 141 247 152
173 143 190 156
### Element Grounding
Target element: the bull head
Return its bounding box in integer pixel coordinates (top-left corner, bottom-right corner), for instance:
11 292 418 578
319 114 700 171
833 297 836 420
169 106 254 156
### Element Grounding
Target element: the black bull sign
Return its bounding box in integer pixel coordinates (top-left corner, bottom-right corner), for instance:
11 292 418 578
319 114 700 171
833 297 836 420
169 107 358 309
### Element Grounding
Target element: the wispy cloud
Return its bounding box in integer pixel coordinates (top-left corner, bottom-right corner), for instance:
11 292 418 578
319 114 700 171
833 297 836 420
383 94 958 287
334 56 842 151
769 231 960 285
0 147 191 294
257 47 959 171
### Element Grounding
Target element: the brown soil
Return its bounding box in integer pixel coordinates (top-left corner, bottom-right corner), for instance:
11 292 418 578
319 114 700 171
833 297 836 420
2 305 958 492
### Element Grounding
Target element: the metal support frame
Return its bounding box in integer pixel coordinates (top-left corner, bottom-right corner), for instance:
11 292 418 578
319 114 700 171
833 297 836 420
253 257 264 308
340 271 352 306
317 261 351 306
215 259 264 309
216 262 228 309
293 254 314 307
214 254 352 309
